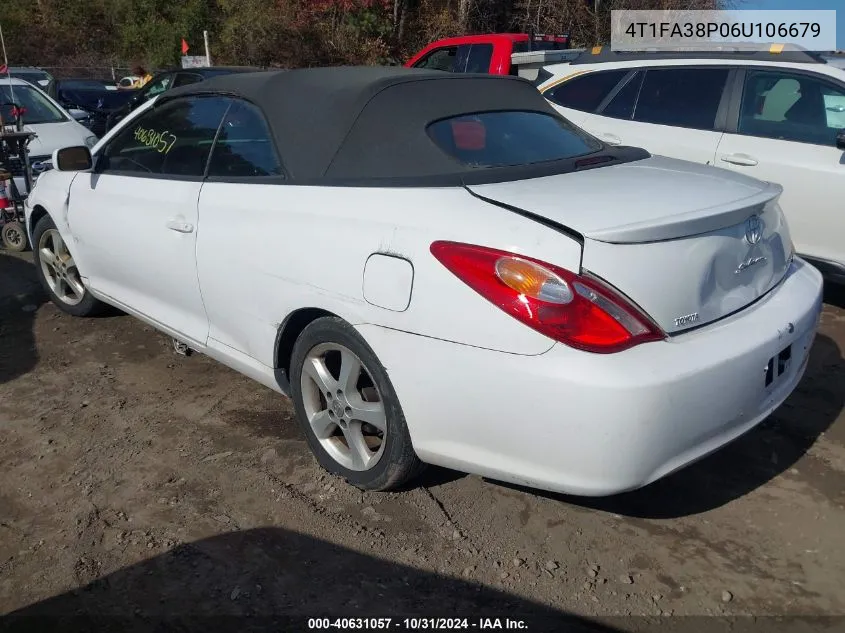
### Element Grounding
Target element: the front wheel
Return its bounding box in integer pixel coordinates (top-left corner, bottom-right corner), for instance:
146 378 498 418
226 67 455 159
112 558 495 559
32 214 105 317
290 316 425 491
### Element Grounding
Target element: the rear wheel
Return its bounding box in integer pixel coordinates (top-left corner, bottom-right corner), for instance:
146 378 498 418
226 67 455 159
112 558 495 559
290 316 425 491
32 215 105 317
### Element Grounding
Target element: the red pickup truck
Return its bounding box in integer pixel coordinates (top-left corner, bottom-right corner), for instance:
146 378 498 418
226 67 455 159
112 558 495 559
405 33 570 76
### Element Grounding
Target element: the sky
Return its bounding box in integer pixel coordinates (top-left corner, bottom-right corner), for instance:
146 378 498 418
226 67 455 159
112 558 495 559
737 0 843 50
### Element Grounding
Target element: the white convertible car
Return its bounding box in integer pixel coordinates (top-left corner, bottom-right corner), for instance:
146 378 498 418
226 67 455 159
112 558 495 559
26 67 824 496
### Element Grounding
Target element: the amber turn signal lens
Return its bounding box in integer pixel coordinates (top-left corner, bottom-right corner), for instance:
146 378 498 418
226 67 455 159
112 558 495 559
494 256 574 304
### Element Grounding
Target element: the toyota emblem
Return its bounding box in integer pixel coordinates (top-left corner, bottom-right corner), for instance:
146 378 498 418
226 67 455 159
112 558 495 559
744 215 763 245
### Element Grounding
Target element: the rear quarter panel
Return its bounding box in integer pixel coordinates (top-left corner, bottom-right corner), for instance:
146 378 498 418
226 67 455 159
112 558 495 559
195 183 583 367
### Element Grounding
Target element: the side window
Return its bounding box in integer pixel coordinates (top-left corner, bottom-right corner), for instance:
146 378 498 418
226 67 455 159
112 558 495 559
738 70 845 146
413 47 458 72
207 99 283 179
633 68 729 130
173 73 203 88
140 74 174 102
543 70 628 112
100 96 230 177
454 43 494 73
601 71 644 120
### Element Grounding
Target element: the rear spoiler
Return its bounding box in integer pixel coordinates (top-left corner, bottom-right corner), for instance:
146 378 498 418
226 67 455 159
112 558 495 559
511 49 586 84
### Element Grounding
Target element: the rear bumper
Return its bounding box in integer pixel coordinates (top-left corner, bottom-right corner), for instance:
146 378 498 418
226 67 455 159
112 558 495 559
356 258 824 496
800 254 845 286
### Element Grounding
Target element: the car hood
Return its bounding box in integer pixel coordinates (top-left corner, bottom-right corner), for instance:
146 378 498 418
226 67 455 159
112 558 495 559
23 120 93 158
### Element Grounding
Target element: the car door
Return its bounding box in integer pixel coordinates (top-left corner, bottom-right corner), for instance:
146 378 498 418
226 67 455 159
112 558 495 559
412 46 459 72
715 68 845 269
67 94 231 346
195 98 287 362
579 66 732 165
453 43 495 73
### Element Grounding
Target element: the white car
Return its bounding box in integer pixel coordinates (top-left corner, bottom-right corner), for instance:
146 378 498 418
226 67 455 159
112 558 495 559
1 77 98 192
534 48 845 285
25 67 824 496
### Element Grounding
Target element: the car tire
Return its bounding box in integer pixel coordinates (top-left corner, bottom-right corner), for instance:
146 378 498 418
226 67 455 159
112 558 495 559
2 221 28 252
32 214 105 317
290 316 426 491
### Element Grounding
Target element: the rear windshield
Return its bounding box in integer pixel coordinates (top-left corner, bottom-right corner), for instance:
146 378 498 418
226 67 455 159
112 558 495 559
426 110 601 168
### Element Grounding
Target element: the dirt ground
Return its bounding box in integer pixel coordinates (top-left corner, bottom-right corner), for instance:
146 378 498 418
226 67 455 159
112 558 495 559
1 250 844 631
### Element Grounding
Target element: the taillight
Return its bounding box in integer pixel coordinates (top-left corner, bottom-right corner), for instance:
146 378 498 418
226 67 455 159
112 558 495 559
430 241 664 353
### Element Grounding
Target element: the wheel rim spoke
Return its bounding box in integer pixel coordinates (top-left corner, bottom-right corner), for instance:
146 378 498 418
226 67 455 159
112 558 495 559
337 349 362 394
342 422 373 471
66 275 86 301
55 277 69 300
309 410 336 440
52 231 66 257
40 247 57 267
303 356 337 394
347 396 386 432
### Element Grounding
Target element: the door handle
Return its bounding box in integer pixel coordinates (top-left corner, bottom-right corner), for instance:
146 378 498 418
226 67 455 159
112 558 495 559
720 153 758 167
166 219 194 233
601 133 622 146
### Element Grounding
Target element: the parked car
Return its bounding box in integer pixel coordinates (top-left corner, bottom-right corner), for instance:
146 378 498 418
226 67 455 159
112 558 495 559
26 67 823 496
104 66 262 132
0 66 54 88
406 33 570 76
528 47 845 285
46 78 138 137
1 77 98 194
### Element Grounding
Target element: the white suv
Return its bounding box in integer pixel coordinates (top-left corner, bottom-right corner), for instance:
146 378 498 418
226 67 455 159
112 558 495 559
531 49 845 285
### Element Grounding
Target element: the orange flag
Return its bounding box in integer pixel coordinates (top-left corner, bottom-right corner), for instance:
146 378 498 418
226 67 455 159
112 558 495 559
181 38 189 55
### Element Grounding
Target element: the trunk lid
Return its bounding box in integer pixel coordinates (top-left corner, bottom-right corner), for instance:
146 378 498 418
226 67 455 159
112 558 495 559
466 156 794 334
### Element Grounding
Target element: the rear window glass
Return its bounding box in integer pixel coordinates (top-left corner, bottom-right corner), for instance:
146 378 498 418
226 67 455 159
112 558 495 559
426 111 602 168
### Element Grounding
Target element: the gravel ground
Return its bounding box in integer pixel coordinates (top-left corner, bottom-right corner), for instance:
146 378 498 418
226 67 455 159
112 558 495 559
1 250 843 631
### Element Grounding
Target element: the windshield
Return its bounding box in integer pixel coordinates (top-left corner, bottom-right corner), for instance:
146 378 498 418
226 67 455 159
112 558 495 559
8 70 52 84
60 79 111 90
0 84 66 124
426 111 602 168
59 88 135 111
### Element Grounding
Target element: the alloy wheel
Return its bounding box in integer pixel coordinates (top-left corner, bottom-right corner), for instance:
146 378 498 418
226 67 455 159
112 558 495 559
38 229 85 306
300 342 387 471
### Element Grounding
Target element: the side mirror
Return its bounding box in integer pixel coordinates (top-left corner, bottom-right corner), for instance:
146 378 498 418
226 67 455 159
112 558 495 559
836 129 845 151
68 108 90 122
52 146 93 172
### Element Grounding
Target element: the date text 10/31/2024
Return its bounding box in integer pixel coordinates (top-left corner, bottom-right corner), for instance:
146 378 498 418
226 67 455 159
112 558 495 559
307 618 529 630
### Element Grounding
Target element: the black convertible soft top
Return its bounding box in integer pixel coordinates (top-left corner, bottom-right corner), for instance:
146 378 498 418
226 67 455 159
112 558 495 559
162 66 648 186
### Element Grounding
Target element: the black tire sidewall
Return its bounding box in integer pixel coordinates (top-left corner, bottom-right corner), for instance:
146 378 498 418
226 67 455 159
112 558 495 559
32 215 102 317
290 316 423 491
